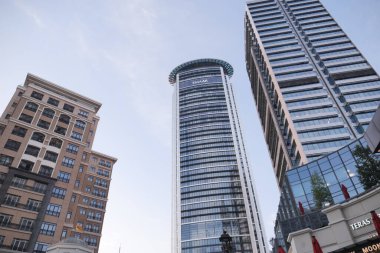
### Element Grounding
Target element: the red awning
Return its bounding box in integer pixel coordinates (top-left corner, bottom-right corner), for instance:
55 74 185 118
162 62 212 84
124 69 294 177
371 211 380 237
341 184 350 200
312 236 323 253
278 245 286 253
299 201 305 215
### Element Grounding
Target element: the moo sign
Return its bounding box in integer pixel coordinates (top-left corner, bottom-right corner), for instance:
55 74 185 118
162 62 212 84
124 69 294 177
333 238 380 253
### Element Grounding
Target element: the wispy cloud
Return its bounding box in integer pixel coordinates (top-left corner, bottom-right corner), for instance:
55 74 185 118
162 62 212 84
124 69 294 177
14 1 46 29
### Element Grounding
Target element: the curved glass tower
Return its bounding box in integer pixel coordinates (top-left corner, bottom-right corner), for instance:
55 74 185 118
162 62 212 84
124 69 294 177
169 59 267 253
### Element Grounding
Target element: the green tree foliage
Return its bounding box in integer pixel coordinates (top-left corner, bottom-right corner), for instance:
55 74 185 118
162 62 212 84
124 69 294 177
311 172 333 209
353 145 380 190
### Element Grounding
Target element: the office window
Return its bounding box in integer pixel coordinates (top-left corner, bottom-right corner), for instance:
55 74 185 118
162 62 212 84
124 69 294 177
95 212 102 221
85 237 97 246
61 229 67 239
42 108 55 118
90 166 96 173
96 178 108 188
63 103 74 112
78 110 89 118
19 159 34 171
19 113 33 123
0 154 13 166
54 126 67 136
11 126 27 137
37 119 50 130
0 213 13 226
49 138 62 148
4 139 21 151
25 102 38 112
58 114 70 124
71 131 82 141
57 171 71 183
26 198 41 211
38 165 53 177
31 132 45 143
62 157 75 168
31 91 43 100
67 143 79 154
4 194 20 206
34 182 47 193
52 187 66 199
47 97 59 106
34 242 49 253
44 151 58 162
98 168 110 177
11 239 28 251
40 222 57 236
46 203 62 216
75 120 86 130
11 176 26 187
25 145 40 157
19 217 33 231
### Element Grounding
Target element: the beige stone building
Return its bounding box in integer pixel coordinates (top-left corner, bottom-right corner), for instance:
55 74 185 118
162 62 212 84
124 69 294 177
288 187 380 253
0 74 117 253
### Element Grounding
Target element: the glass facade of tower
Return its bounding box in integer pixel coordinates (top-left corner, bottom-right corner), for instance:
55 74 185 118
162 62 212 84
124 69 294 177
273 136 380 250
245 0 380 185
169 59 267 253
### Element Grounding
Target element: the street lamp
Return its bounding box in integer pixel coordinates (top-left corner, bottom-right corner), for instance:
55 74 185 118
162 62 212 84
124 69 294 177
219 230 233 253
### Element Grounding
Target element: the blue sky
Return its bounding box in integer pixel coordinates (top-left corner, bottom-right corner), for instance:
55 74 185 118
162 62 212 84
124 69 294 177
0 1 379 252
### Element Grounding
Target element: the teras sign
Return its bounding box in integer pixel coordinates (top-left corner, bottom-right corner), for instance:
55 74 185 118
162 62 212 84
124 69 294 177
350 213 380 231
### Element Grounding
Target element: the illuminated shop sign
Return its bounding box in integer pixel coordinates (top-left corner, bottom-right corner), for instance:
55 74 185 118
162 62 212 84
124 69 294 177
362 242 380 253
350 213 380 231
333 238 380 253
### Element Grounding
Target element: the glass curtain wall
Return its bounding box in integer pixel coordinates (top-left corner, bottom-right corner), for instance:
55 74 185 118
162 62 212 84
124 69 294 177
170 59 267 253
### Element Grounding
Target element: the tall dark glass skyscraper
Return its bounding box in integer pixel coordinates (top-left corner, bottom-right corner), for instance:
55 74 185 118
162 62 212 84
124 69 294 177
245 0 380 185
169 59 267 253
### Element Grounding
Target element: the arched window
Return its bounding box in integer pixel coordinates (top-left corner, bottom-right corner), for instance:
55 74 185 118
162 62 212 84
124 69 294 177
59 114 70 124
75 120 86 130
31 132 45 143
42 108 55 118
25 102 38 112
49 138 63 149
